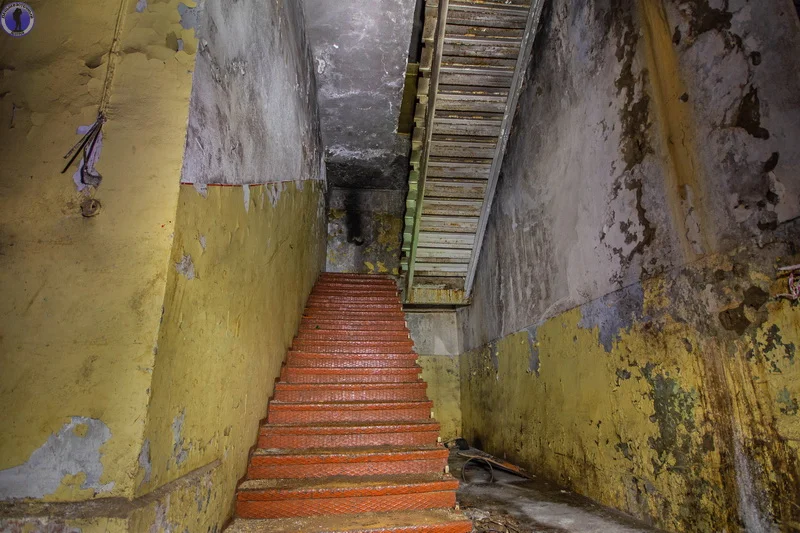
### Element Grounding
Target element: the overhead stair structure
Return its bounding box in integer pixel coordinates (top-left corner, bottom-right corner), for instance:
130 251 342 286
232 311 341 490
401 0 545 305
227 273 472 533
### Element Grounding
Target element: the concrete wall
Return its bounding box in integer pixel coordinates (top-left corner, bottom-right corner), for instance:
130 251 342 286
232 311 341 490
0 0 326 530
303 0 417 190
326 188 403 275
459 1 800 531
407 312 462 441
182 0 322 186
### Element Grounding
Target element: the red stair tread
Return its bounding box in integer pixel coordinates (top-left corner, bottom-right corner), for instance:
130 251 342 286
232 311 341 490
260 421 441 434
247 446 448 479
237 473 458 499
273 382 427 402
226 509 472 533
232 273 469 531
251 445 447 461
280 367 422 384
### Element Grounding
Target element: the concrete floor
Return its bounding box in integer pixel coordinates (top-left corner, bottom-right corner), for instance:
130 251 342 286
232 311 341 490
450 450 663 533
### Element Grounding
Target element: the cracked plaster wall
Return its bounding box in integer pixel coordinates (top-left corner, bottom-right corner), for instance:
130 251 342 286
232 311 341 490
459 1 800 531
303 0 417 190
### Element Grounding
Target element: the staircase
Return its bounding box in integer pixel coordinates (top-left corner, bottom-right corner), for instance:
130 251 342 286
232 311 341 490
227 273 472 533
401 0 545 305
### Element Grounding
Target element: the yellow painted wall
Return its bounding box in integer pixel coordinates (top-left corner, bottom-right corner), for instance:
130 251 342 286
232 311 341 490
0 0 196 501
0 1 327 530
133 182 326 527
461 246 800 531
419 355 461 442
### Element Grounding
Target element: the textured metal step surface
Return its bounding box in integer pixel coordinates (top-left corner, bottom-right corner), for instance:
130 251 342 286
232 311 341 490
232 275 467 532
236 475 458 519
280 366 422 384
258 421 442 449
273 382 428 402
401 0 546 305
247 446 448 480
267 401 433 424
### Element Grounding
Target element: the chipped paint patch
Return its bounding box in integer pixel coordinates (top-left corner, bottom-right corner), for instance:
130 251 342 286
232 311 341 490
242 184 250 213
193 183 208 198
175 255 195 280
578 283 644 351
171 410 190 467
138 439 152 487
0 417 114 499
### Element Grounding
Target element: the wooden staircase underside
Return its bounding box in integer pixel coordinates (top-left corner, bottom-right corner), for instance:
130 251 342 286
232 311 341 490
401 0 545 305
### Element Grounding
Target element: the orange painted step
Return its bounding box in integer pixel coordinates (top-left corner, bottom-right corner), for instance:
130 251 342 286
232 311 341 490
304 311 407 320
280 367 422 384
247 446 448 479
291 340 415 354
319 273 395 281
236 474 458 519
267 401 434 424
301 320 408 332
287 354 418 369
232 273 469 533
306 303 403 312
258 421 441 449
312 287 400 295
273 382 427 402
226 509 473 533
297 330 411 342
308 292 399 306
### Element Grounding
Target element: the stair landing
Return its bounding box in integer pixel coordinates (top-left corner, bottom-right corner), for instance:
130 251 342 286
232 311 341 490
228 273 471 533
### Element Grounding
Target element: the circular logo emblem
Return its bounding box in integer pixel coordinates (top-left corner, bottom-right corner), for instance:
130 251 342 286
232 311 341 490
2 2 34 37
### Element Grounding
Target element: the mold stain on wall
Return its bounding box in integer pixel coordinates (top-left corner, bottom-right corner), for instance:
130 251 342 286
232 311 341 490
458 0 800 530
461 244 800 531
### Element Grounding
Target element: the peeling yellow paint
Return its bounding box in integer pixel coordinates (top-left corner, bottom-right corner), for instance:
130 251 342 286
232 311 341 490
462 251 800 531
419 355 461 441
135 182 326 526
0 0 197 500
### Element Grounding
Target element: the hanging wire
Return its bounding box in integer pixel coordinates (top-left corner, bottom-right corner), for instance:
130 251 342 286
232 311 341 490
60 0 126 179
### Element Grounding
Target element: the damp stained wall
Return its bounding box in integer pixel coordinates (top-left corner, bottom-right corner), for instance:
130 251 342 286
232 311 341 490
407 312 462 441
0 0 198 502
181 0 323 186
459 0 800 531
302 0 417 190
326 187 403 275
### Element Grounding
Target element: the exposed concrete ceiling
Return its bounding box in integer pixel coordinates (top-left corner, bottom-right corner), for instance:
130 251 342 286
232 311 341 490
302 0 419 190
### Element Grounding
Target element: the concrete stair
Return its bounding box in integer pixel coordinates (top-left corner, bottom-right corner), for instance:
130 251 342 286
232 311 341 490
229 273 471 533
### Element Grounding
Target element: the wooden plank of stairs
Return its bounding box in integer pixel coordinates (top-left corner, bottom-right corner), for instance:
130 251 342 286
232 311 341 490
401 0 545 304
229 273 471 533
